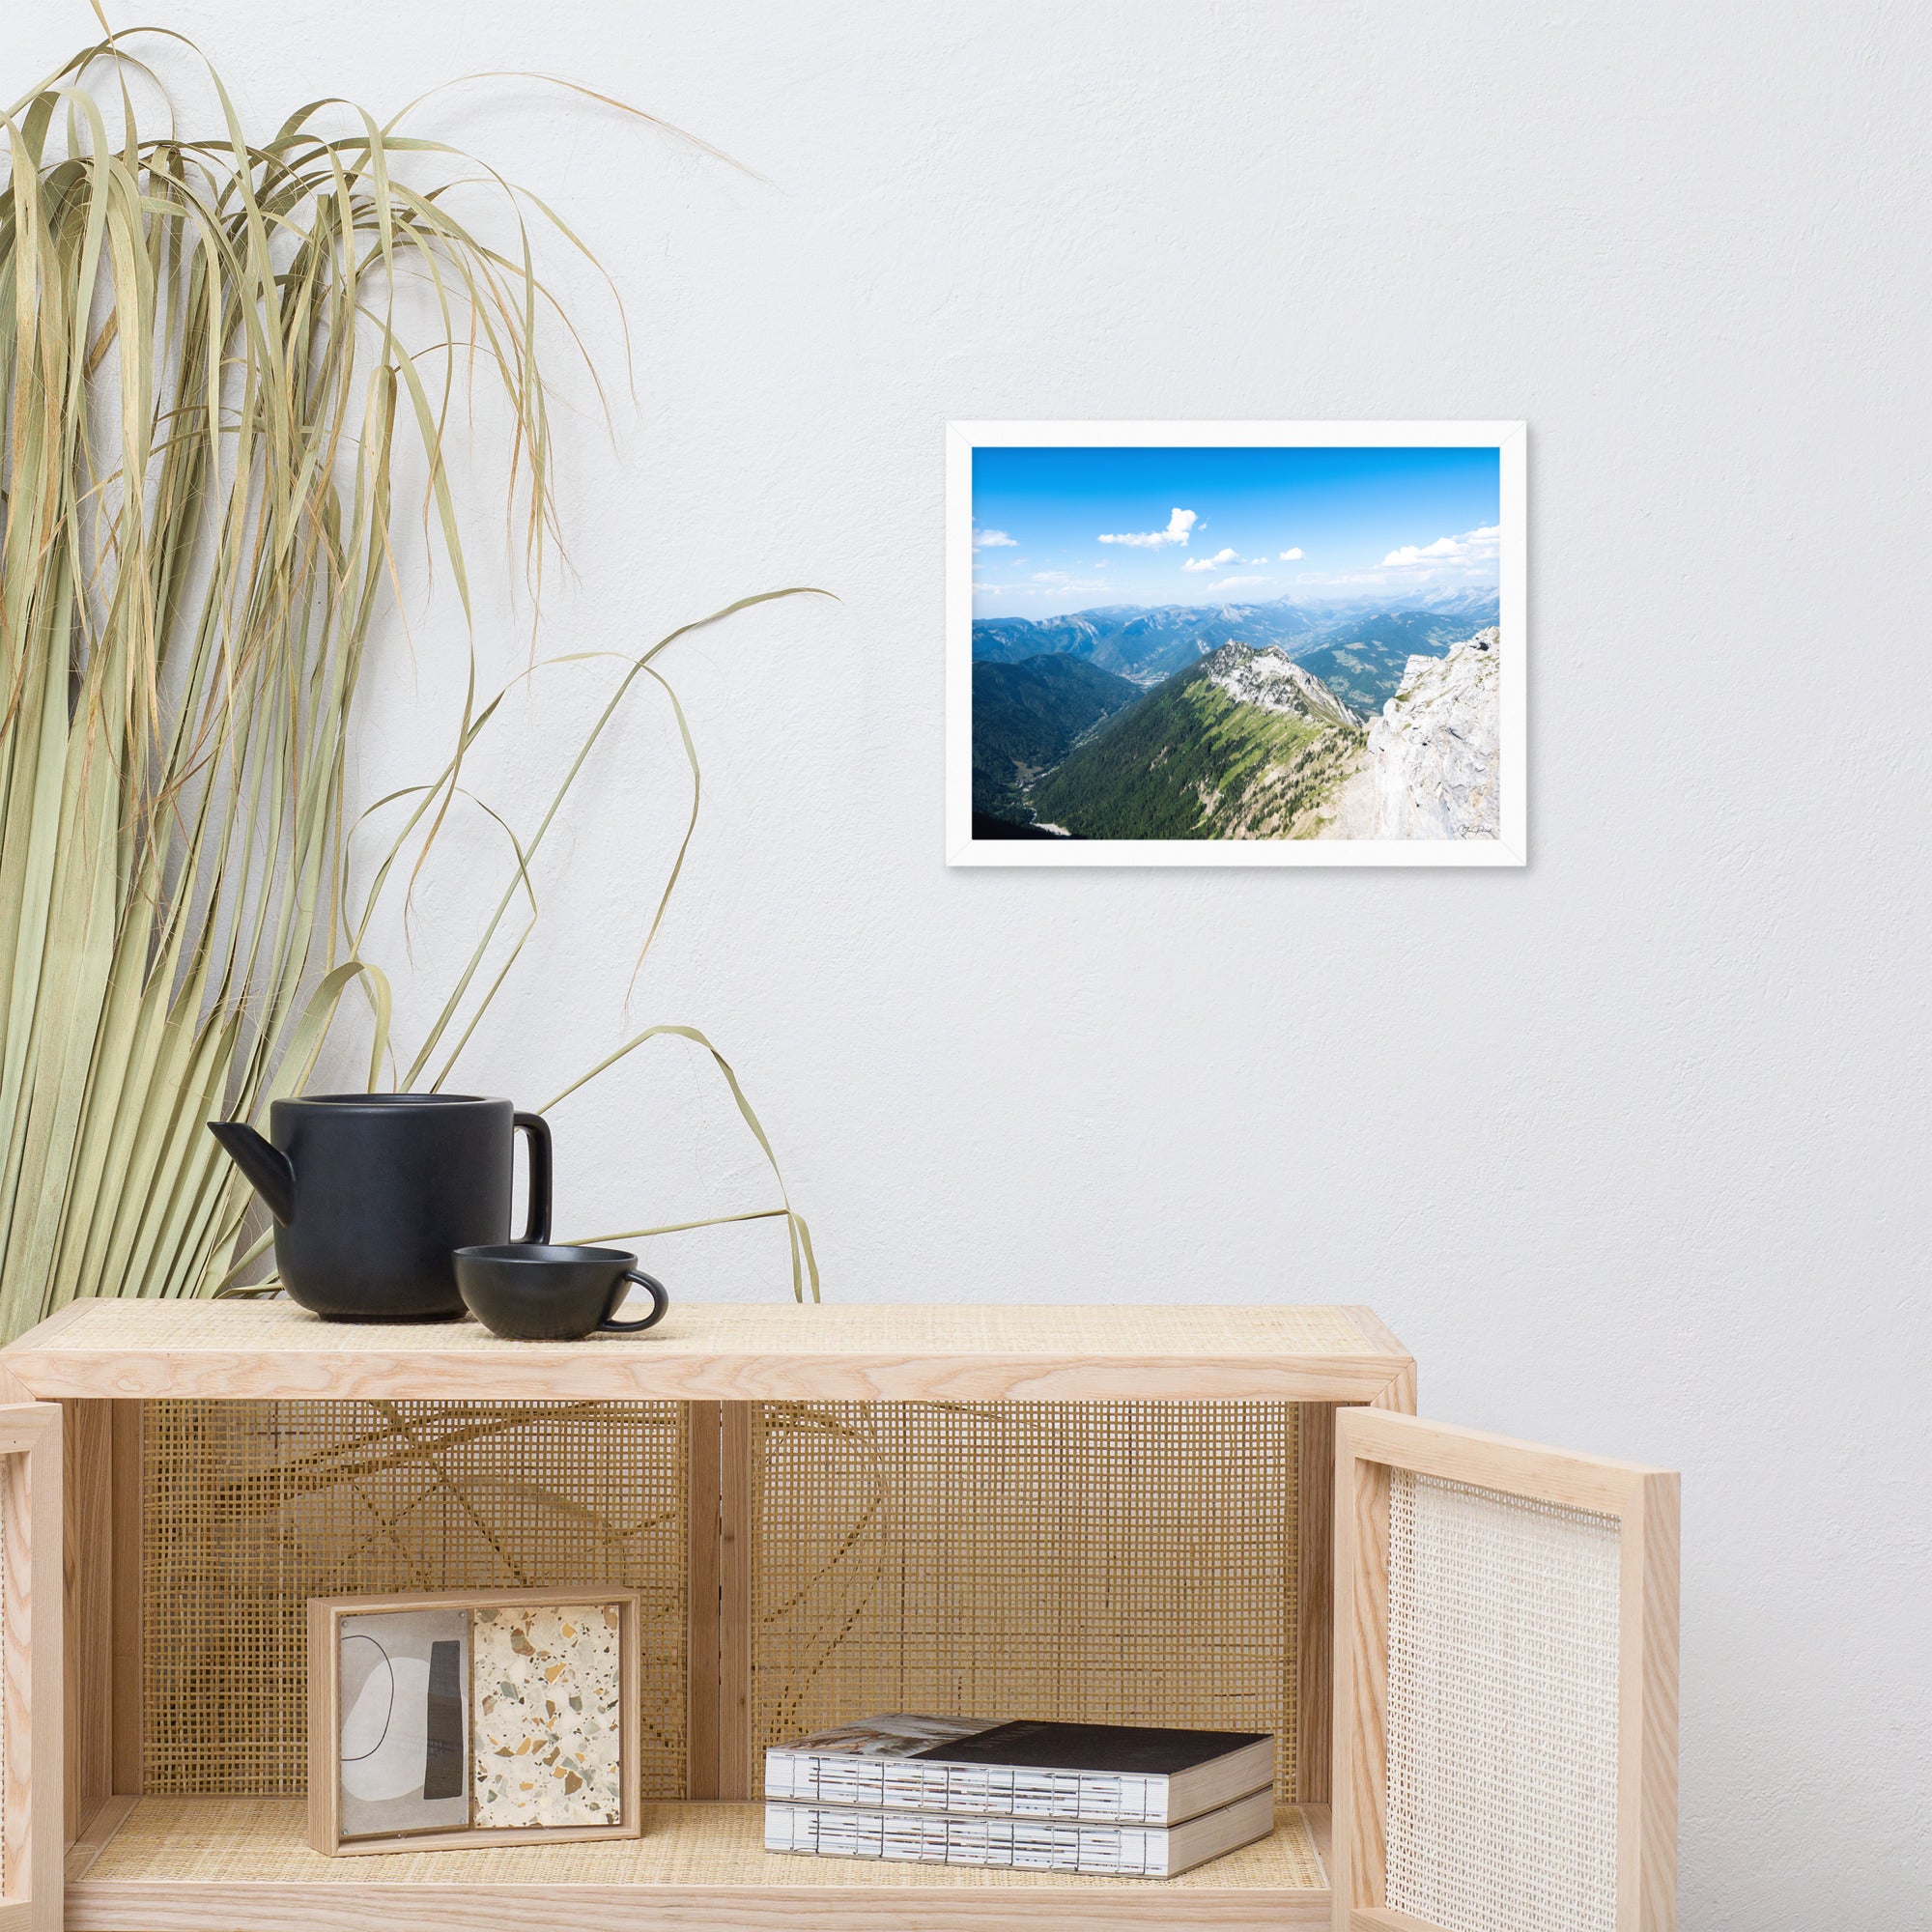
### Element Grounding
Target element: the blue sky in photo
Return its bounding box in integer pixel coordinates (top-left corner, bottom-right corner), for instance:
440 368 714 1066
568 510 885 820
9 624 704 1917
971 443 1501 617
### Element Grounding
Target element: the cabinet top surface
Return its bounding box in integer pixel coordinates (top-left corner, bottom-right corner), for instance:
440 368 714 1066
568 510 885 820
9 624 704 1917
1 1297 1409 1403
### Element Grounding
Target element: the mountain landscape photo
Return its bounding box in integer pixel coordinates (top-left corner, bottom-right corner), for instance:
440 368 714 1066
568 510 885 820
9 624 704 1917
964 442 1509 845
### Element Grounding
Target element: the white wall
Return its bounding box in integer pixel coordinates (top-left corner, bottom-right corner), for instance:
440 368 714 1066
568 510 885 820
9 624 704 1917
17 2 1927 1920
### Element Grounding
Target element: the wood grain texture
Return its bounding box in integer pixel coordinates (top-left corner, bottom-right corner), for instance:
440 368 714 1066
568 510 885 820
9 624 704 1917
63 1797 136 1883
65 1799 1333 1930
718 1403 754 1800
1331 1439 1389 1931
62 1403 112 1842
686 1402 724 1799
107 1404 141 1797
1306 1803 1332 1889
307 1589 643 1856
1331 1409 1679 1932
1294 1403 1334 1806
1349 1908 1447 1932
1335 1312 1406 1362
303 1602 333 1857
0 1404 63 1932
1340 1408 1665 1518
1 1301 1409 1405
67 1885 1335 1931
1620 1470 1680 1932
1367 1362 1415 1415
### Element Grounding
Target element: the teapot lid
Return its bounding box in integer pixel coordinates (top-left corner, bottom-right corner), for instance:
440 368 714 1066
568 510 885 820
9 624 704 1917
281 1092 507 1108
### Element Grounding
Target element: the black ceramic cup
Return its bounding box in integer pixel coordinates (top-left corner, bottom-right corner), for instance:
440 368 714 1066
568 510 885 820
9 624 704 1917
451 1243 669 1342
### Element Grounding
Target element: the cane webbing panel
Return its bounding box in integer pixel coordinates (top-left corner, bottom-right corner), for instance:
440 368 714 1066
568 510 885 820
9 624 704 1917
751 1402 1300 1799
81 1795 1327 1889
1385 1469 1621 1932
142 1402 686 1797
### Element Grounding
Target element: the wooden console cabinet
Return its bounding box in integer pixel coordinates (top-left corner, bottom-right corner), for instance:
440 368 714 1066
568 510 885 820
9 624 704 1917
0 1298 1674 1932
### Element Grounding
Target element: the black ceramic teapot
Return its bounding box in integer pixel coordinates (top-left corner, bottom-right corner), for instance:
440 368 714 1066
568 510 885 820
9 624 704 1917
209 1094 551 1321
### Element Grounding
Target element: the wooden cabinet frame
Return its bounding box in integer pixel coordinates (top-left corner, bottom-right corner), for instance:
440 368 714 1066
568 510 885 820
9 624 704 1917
0 1402 62 1932
16 1300 1419 1928
1332 1408 1679 1932
0 1299 1675 1932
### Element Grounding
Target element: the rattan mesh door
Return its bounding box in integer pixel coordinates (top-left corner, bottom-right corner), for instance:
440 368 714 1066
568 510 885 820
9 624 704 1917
1333 1410 1678 1932
0 1404 61 1932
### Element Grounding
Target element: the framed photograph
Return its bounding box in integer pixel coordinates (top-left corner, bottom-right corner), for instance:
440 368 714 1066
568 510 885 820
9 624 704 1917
946 421 1526 866
307 1586 641 1855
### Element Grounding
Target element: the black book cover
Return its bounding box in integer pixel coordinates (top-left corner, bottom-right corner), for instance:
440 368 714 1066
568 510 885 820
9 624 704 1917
910 1720 1269 1777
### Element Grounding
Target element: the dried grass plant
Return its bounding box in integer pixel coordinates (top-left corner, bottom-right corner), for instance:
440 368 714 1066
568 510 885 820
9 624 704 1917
0 22 818 1338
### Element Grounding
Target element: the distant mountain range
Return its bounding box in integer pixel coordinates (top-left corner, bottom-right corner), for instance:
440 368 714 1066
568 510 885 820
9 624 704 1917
971 589 1500 699
971 603 1322 684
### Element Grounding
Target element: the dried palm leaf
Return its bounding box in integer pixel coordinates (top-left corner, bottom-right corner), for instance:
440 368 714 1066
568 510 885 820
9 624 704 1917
0 27 818 1338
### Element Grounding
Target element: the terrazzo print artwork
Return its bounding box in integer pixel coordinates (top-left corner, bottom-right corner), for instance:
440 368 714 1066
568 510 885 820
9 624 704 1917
471 1603 624 1828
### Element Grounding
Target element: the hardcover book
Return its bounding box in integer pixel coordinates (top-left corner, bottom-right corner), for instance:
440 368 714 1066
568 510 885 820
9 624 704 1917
764 1715 1275 1827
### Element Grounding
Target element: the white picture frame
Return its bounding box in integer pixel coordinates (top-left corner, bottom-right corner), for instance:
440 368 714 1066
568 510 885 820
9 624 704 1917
946 419 1527 867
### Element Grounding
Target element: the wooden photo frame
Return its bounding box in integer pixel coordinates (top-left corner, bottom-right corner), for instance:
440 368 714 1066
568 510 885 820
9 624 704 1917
307 1586 642 1856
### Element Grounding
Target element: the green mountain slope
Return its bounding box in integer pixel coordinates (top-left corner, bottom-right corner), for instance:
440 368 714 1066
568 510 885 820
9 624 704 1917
1029 644 1369 840
972 653 1143 819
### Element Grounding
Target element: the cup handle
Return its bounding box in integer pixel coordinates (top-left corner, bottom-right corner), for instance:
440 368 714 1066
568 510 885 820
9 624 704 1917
600 1270 669 1334
513 1111 553 1245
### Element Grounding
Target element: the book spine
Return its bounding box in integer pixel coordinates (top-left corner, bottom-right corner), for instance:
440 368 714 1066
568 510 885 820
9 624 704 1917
764 1802 1172 1877
763 1752 1170 1822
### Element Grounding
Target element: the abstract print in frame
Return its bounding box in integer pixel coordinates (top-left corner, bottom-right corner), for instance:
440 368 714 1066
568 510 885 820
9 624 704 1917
309 1586 642 1855
946 421 1526 866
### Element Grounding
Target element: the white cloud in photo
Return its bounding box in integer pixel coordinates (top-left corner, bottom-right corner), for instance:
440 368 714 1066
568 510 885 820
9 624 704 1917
972 569 1110 608
1209 575 1272 592
1098 507 1198 548
972 526 1016 549
1292 523 1500 595
1181 547 1241 573
1280 547 1303 560
1380 524 1501 570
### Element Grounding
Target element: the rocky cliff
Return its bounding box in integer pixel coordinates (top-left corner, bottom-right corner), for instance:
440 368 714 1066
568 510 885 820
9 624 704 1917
1366 628 1502 838
1201 642 1361 728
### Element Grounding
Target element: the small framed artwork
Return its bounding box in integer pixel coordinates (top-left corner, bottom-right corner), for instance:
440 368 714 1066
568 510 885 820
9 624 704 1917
946 420 1526 866
307 1586 641 1855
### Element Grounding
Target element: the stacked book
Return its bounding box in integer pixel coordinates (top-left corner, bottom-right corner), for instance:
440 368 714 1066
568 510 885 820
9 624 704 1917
764 1714 1276 1878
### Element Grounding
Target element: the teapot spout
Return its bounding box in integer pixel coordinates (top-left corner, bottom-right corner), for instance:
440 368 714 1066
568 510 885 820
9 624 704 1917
207 1120 296 1224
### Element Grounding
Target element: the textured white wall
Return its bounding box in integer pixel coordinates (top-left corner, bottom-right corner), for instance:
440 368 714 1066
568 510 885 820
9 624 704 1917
16 2 1927 1920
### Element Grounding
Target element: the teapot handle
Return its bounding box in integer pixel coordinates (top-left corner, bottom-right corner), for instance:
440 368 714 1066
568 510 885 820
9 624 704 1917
513 1112 553 1244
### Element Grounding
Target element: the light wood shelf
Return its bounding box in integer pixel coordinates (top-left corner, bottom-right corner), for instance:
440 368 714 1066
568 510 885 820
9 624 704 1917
2 1298 1414 1404
65 1797 1333 1930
